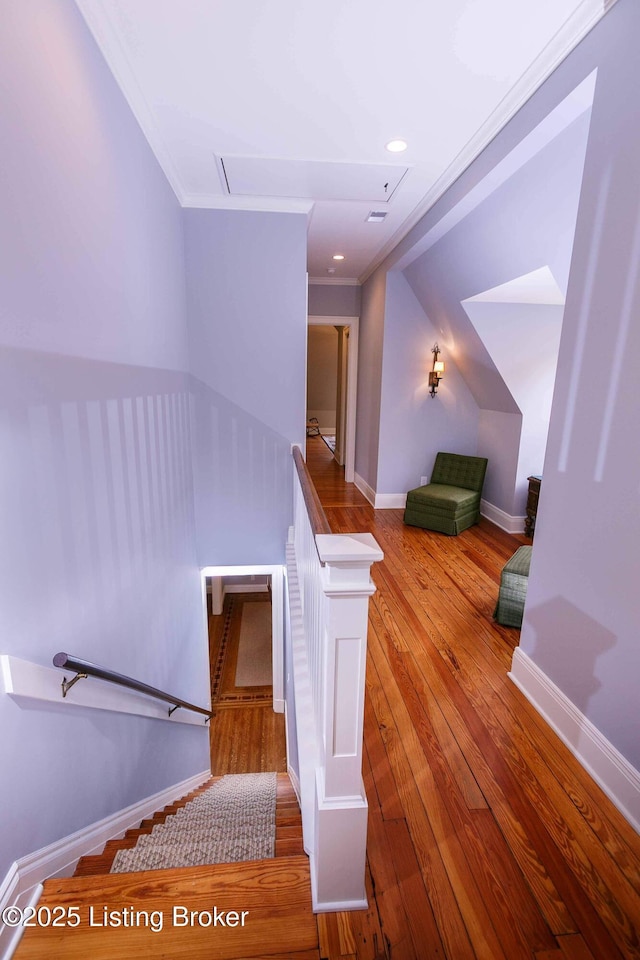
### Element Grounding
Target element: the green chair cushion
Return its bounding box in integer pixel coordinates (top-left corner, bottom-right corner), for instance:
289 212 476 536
403 452 488 536
406 484 481 516
430 453 488 492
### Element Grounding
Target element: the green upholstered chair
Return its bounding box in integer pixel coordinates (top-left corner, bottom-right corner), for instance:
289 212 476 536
494 545 532 628
403 452 488 535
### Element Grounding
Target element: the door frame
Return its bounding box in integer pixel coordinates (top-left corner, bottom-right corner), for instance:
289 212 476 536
201 564 284 713
307 315 359 483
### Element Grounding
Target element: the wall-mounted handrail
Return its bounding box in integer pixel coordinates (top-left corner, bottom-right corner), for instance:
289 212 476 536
52 652 212 722
292 446 331 538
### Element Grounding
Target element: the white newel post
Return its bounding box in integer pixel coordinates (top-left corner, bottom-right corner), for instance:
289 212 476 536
311 532 383 912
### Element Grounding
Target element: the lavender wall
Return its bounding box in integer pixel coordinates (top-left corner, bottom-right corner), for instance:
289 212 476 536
403 112 588 404
1 3 189 372
355 270 386 490
185 209 307 445
376 272 479 495
517 0 640 768
184 209 307 565
477 410 522 513
400 111 589 516
367 0 639 772
189 379 293 565
308 283 361 318
464 302 564 514
0 1 209 880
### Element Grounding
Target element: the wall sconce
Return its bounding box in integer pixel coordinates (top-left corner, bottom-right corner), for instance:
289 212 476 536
429 343 445 397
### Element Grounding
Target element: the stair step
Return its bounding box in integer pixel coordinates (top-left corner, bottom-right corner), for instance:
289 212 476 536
14 857 318 959
275 838 305 857
73 772 303 878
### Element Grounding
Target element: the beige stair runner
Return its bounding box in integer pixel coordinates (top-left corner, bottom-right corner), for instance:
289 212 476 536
111 772 276 873
13 774 318 960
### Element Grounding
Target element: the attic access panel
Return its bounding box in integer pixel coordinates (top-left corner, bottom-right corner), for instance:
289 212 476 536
218 156 408 203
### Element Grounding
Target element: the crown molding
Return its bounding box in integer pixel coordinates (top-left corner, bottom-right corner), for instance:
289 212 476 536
74 0 187 204
359 0 618 284
308 277 361 286
391 69 596 275
181 194 314 216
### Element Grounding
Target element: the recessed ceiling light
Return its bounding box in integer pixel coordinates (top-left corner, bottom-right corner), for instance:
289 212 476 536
332 254 345 261
367 211 387 222
385 139 408 153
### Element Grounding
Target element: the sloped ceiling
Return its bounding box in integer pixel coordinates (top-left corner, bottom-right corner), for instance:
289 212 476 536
403 103 593 413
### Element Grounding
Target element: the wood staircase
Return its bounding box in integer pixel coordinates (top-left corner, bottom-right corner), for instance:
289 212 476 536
13 774 320 960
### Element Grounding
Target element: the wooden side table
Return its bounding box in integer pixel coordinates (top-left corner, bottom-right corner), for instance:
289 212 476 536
525 475 542 538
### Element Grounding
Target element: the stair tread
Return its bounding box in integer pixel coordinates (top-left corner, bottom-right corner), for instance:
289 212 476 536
15 857 317 959
73 772 302 878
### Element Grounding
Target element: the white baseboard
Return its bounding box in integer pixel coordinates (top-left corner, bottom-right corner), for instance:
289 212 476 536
0 768 210 957
0 878 43 960
509 647 640 832
374 493 406 509
311 892 369 913
287 764 302 807
481 499 526 534
354 472 375 507
1 655 209 727
353 475 407 510
355 486 526 525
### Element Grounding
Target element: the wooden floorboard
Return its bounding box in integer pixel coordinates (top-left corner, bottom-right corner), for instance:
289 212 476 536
304 437 640 960
15 439 640 960
15 858 318 960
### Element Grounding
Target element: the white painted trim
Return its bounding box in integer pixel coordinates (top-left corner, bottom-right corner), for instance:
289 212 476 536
308 316 359 484
74 0 186 203
356 486 519 519
287 763 302 807
386 71 598 278
480 499 526 534
374 493 407 510
201 565 285 713
0 656 209 727
312 895 369 914
223 584 270 594
308 278 361 286
509 647 640 833
1 879 43 960
181 194 314 216
0 769 210 957
353 478 407 511
354 472 376 508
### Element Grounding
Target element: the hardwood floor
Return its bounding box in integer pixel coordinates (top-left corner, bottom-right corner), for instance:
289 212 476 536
14 440 640 960
305 437 640 960
208 590 287 776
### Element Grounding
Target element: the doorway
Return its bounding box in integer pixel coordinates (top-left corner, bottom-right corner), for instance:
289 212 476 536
201 564 284 713
307 315 359 483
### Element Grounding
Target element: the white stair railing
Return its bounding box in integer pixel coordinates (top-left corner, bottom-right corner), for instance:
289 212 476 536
287 447 382 912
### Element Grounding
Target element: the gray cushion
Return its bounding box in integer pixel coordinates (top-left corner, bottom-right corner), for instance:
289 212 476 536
494 546 533 627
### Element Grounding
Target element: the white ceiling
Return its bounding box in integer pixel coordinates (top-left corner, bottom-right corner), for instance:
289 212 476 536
75 0 610 284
